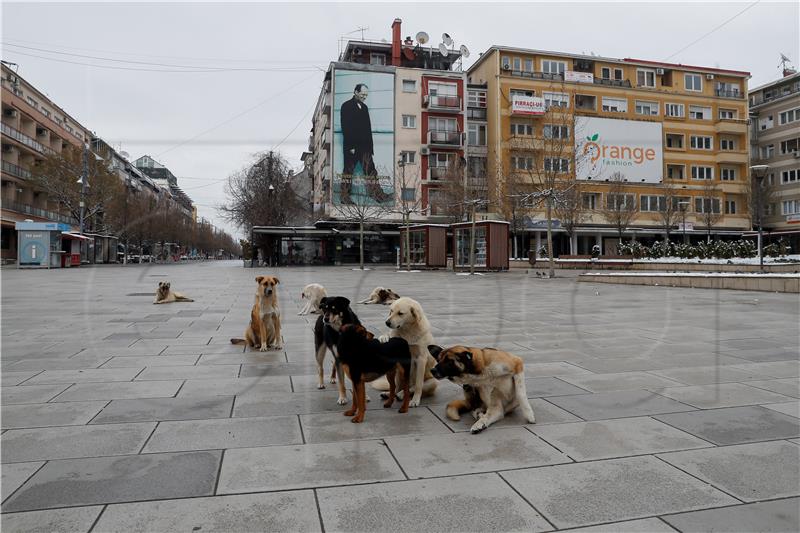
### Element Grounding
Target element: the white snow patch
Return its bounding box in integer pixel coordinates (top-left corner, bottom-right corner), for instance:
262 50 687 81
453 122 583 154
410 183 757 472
583 272 800 278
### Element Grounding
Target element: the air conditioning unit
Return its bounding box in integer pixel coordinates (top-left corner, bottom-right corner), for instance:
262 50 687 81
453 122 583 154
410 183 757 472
656 68 665 75
353 48 363 56
422 94 430 107
3 108 17 118
502 64 511 71
794 151 800 159
2 145 14 154
420 146 431 156
706 74 715 80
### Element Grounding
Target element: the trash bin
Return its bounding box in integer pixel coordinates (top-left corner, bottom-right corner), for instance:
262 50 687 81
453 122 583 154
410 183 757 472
61 253 71 268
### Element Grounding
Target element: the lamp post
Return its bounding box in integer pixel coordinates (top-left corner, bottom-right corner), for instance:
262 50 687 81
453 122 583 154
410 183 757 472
750 164 769 273
678 201 690 244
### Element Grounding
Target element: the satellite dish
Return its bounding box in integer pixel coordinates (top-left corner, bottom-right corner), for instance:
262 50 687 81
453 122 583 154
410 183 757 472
439 43 449 57
460 45 470 58
442 33 453 46
416 31 429 45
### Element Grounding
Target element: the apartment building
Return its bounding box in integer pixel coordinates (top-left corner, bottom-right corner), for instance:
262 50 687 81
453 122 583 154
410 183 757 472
749 70 800 247
467 47 751 254
134 155 195 221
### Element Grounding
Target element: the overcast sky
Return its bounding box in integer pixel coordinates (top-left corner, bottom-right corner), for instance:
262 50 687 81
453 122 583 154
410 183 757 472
3 1 797 238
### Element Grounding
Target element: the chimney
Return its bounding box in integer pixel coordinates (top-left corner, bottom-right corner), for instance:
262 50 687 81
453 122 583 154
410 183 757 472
784 68 797 77
391 18 402 66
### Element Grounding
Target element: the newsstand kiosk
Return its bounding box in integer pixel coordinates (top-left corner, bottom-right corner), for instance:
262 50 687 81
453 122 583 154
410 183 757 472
15 221 71 269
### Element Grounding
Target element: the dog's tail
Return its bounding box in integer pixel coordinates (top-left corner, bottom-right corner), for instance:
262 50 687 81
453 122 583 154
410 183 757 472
230 338 247 345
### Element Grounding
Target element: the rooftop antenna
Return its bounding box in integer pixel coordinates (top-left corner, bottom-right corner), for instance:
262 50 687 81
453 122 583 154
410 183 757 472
415 31 429 45
438 43 449 57
460 45 470 59
779 53 794 71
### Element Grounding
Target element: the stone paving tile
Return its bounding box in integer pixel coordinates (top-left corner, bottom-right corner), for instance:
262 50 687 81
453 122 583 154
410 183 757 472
142 415 302 453
100 355 200 368
233 390 378 417
1 422 156 463
135 364 240 381
239 362 319 378
653 382 794 409
51 380 183 402
317 473 553 532
93 492 322 533
1 401 107 430
746 378 800 398
217 440 405 493
531 417 712 461
565 518 677 532
1 371 41 386
658 441 800 502
178 376 292 396
385 427 571 479
196 352 285 365
90 396 234 424
654 406 800 445
5 356 113 371
24 368 143 385
524 376 592 397
1 461 43 502
647 365 772 385
732 361 800 378
662 497 800 532
0 506 103 533
3 450 222 512
523 361 594 377
439 398 582 432
300 407 452 443
763 401 800 418
500 455 738 529
546 390 696 421
559 372 685 393
1 384 70 405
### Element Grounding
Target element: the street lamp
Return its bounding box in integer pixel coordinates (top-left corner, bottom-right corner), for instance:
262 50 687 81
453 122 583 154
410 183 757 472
750 164 769 273
678 201 690 244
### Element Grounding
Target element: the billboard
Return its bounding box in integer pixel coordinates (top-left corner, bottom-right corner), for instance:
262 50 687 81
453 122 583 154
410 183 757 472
564 71 594 84
511 95 545 115
575 117 663 183
332 68 395 206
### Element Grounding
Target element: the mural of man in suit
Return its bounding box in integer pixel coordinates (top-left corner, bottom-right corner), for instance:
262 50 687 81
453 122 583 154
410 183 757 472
340 83 391 204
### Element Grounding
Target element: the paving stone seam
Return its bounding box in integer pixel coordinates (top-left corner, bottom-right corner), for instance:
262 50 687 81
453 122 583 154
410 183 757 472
14 370 44 386
656 495 800 524
289 375 295 393
746 381 800 397
521 427 576 461
422 405 457 433
380 438 410 481
495 470 559 531
171 379 188 398
136 423 160 455
129 367 148 381
651 454 746 504
297 414 306 445
211 449 226 496
86 504 108 533
311 489 327 533
0 461 47 506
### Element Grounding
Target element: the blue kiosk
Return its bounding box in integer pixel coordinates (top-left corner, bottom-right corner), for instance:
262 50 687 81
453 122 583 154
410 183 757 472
15 221 72 269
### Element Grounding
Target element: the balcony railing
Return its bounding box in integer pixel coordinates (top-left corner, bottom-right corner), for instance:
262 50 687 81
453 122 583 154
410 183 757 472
1 123 54 154
427 167 450 181
505 70 563 81
715 88 743 99
593 78 633 88
423 94 461 111
1 160 32 179
467 108 487 120
427 129 463 147
2 200 75 224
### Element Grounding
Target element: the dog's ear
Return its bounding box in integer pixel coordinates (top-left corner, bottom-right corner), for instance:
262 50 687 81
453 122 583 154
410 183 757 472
340 297 351 307
410 306 417 319
428 345 443 358
255 276 264 284
272 277 280 285
165 282 170 289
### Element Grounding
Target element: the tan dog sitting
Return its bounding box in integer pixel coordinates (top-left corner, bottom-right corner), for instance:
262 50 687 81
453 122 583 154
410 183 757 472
231 276 282 352
154 282 194 304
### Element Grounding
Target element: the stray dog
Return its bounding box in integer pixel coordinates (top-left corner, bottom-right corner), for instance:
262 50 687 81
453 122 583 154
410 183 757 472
336 324 411 423
359 286 400 305
230 276 282 352
298 283 327 315
380 297 438 407
154 282 194 304
314 296 361 405
429 344 536 434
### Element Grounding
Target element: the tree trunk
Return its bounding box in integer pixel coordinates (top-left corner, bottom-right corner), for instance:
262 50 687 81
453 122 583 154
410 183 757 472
359 220 364 270
404 211 411 271
546 199 555 278
469 202 477 275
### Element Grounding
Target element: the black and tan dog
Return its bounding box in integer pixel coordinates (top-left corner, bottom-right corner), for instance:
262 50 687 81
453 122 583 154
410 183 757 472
230 276 282 352
154 282 194 304
336 324 411 423
429 344 536 433
314 296 360 405
359 286 400 305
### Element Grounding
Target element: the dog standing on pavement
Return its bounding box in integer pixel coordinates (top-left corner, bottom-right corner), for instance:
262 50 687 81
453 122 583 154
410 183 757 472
230 276 282 352
359 286 400 305
154 282 194 304
428 344 536 434
298 283 327 315
314 296 361 405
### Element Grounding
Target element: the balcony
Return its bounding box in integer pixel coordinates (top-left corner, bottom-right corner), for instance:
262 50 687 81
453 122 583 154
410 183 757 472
1 160 31 179
423 94 461 113
715 118 748 134
2 200 74 225
715 151 748 164
504 70 563 82
467 108 487 120
593 77 632 88
1 123 54 155
508 136 543 151
427 166 451 181
714 88 743 99
427 129 463 148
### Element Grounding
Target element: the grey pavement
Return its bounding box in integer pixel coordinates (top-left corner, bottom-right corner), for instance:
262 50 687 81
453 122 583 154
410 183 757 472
1 261 799 531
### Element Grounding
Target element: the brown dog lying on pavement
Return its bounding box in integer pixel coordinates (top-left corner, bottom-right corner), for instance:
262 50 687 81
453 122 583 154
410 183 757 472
359 286 401 305
336 324 411 423
230 275 282 352
154 282 194 304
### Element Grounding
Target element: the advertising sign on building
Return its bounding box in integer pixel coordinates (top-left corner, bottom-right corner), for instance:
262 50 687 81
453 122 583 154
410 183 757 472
575 117 663 183
564 71 594 84
511 95 545 116
332 68 395 206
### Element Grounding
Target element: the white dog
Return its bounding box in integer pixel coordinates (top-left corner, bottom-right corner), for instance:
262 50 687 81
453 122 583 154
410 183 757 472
380 297 438 407
359 286 400 305
298 283 327 315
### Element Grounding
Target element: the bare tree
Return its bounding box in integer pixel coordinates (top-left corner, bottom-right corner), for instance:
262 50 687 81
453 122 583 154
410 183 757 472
334 196 387 270
392 159 425 271
745 173 777 230
602 172 639 248
697 179 723 242
657 181 683 242
552 181 587 254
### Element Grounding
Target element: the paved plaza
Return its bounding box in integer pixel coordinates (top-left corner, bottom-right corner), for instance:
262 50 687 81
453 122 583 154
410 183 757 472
1 261 799 532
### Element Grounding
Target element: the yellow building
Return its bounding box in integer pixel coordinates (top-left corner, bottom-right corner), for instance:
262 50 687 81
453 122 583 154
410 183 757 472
467 47 750 254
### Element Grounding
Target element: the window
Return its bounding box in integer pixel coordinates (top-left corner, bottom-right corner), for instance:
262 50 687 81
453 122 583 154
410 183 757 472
780 138 799 154
369 53 385 65
614 68 624 80
690 136 713 150
695 197 721 213
429 152 455 168
467 123 486 146
602 97 627 113
41 108 51 118
523 59 533 72
467 157 486 180
607 194 635 210
429 81 457 97
665 134 684 149
467 90 486 108
720 168 736 181
725 200 737 214
510 122 533 136
689 105 711 120
513 57 522 71
575 94 596 111
400 151 416 164
402 79 416 93
760 115 774 130
501 56 511 70
428 116 457 132
635 101 659 115
782 169 799 183
636 69 656 88
601 67 611 79
783 199 800 215
542 92 569 109
582 193 599 210
665 103 685 117
667 164 685 180
691 166 714 180
544 158 569 172
543 125 569 139
542 60 567 75
720 138 735 150
761 144 774 159
779 108 800 125
401 115 416 128
510 88 534 98
27 96 38 108
511 155 534 170
672 196 691 211
641 195 666 212
401 188 416 201
719 108 736 119
716 82 740 97
685 73 702 91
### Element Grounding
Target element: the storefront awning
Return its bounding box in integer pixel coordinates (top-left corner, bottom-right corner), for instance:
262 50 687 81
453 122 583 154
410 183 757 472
61 232 93 241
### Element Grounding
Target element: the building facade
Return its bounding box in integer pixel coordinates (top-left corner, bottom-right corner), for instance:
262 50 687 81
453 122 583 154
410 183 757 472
467 47 751 254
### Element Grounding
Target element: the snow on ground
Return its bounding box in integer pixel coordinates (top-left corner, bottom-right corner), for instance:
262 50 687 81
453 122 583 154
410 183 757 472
583 271 800 278
547 255 800 265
